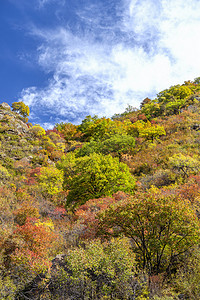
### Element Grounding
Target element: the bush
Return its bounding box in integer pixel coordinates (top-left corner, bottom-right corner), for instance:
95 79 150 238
174 247 200 299
37 166 64 197
0 164 11 183
47 238 147 299
30 125 46 137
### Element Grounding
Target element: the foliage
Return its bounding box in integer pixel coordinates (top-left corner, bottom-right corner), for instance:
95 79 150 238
30 124 46 137
169 153 200 178
141 83 196 119
46 128 63 139
78 115 99 138
37 166 64 197
74 192 130 240
141 100 161 119
173 246 200 299
0 164 11 183
11 217 58 273
97 134 135 156
13 201 40 226
157 85 193 104
129 120 166 141
48 238 148 300
77 134 135 158
62 153 135 207
2 77 200 299
55 122 79 141
76 139 100 157
140 97 151 109
0 273 17 300
78 115 129 141
98 189 200 276
139 169 173 190
11 101 30 121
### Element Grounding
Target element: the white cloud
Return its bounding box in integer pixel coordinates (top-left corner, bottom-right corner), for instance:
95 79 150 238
37 0 56 9
20 0 200 126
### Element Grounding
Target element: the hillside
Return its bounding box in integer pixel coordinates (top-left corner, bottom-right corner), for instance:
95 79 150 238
0 79 200 299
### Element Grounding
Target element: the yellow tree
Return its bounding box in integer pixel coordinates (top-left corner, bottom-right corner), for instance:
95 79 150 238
12 101 30 122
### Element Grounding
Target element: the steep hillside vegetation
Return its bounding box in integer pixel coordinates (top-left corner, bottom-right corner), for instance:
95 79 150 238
1 79 200 299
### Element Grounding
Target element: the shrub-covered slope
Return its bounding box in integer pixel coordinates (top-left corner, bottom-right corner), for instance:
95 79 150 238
1 79 200 299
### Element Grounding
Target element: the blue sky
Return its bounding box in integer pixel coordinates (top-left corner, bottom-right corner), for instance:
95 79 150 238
1 0 200 128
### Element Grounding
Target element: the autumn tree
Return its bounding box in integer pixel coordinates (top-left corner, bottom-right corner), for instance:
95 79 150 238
11 101 30 122
140 97 151 109
55 122 79 141
157 85 193 104
98 189 200 276
0 217 59 297
174 246 200 299
156 84 193 115
10 218 58 274
140 84 195 118
128 120 166 142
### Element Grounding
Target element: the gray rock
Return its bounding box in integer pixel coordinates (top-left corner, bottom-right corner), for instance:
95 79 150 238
0 102 11 110
47 159 55 166
0 106 29 134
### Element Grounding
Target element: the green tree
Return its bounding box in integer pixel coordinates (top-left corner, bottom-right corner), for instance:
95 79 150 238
98 189 200 276
157 85 193 104
193 77 200 85
62 153 135 207
141 100 161 119
156 85 193 115
78 115 99 140
99 134 135 156
78 115 128 141
77 134 135 158
11 101 30 121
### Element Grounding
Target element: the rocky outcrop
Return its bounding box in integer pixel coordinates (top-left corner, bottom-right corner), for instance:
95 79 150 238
0 103 29 135
0 103 34 169
0 102 11 110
